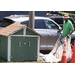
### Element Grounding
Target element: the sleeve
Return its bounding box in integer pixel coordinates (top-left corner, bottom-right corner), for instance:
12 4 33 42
69 21 74 31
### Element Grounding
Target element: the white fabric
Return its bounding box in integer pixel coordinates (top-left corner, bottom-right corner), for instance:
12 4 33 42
40 35 72 63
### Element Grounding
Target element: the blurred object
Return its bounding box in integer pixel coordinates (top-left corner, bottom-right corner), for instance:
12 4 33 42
71 40 75 63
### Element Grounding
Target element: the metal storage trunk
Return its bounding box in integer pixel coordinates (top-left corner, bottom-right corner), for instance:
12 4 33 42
0 23 40 62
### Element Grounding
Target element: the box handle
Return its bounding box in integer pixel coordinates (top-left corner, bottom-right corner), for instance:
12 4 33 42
19 42 21 47
29 41 31 46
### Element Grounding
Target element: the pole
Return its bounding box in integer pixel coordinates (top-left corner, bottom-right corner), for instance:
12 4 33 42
29 11 35 30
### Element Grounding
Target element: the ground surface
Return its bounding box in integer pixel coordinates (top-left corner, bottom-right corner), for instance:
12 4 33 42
0 56 45 63
0 50 49 63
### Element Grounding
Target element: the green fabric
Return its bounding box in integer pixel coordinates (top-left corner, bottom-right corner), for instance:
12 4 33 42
62 20 74 40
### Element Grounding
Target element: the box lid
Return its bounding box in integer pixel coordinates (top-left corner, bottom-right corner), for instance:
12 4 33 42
0 23 42 37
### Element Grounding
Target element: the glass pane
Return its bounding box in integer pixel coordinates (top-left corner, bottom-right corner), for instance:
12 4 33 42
0 18 13 27
45 20 59 30
35 19 46 29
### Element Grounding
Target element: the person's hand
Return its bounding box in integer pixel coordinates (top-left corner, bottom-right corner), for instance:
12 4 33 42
67 34 69 38
58 30 61 34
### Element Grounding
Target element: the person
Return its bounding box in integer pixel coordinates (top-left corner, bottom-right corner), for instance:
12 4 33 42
51 13 75 61
52 13 75 61
60 13 74 40
41 13 75 63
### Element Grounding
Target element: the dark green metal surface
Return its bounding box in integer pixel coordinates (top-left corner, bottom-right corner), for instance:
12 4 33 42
26 28 37 35
11 36 37 62
0 36 7 60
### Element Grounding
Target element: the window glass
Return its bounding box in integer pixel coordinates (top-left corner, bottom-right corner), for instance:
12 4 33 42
45 20 59 30
54 18 63 24
21 19 60 30
0 18 13 27
21 19 46 29
35 19 46 29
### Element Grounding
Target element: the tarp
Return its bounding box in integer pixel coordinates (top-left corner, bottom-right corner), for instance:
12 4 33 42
40 35 72 63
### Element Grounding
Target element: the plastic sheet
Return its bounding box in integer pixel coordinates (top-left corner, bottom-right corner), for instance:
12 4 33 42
40 35 72 63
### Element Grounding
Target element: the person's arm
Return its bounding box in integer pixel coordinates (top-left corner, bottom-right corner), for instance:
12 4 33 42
67 29 75 38
67 22 75 38
60 28 63 32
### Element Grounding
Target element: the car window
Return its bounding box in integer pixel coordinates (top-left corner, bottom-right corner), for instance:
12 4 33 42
21 19 46 29
54 18 63 24
35 19 46 29
45 20 59 30
0 18 13 27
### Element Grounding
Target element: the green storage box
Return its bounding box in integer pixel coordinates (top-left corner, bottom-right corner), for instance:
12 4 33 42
0 23 40 62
